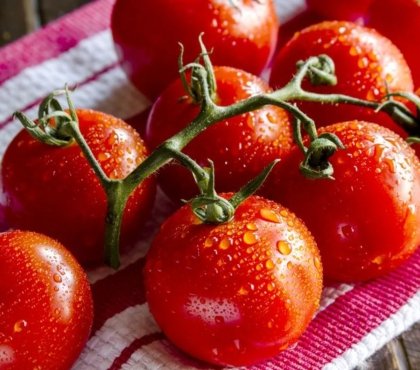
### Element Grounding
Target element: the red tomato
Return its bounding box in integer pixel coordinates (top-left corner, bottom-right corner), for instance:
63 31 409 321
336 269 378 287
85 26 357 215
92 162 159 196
306 0 373 23
270 21 414 134
368 0 420 86
1 109 156 266
144 195 323 366
0 230 93 369
111 0 279 100
262 121 420 282
145 66 293 202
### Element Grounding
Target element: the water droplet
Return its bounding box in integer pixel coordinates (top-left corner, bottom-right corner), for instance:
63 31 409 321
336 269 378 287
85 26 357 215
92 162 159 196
238 287 248 295
243 231 257 245
260 208 280 223
219 238 231 250
13 320 27 333
246 246 254 254
97 152 111 161
372 255 385 265
53 273 62 283
204 238 213 248
246 223 258 231
277 241 292 255
265 259 275 270
314 257 322 270
267 282 275 292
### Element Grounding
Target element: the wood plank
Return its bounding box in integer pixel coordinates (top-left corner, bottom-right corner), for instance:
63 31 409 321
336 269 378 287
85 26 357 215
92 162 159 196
39 0 92 25
355 339 410 370
402 322 420 370
0 0 38 46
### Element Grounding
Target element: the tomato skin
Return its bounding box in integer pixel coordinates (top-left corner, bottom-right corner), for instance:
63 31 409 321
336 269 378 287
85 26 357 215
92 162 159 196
262 121 420 282
144 195 322 366
306 0 373 23
368 0 420 86
1 109 156 266
111 0 279 100
270 21 414 134
0 230 93 369
145 66 293 202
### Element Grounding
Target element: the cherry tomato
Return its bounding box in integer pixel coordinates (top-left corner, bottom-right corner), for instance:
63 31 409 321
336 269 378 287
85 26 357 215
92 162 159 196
0 230 93 369
111 0 279 100
144 195 323 366
306 0 372 23
270 21 414 134
1 109 156 266
368 0 420 86
145 66 293 202
262 121 420 282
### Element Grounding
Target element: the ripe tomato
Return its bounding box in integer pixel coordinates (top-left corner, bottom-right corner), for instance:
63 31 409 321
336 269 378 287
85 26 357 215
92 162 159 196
0 230 93 369
306 0 373 23
145 66 293 202
144 195 322 366
368 0 420 86
270 21 414 134
111 0 279 100
1 109 156 266
262 121 420 282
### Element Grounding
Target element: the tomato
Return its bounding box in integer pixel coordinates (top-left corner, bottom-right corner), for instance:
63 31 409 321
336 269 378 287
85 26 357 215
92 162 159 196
144 195 322 366
269 21 414 134
306 0 373 23
368 0 420 86
111 0 279 100
1 109 156 266
145 66 293 202
0 230 93 369
262 121 420 282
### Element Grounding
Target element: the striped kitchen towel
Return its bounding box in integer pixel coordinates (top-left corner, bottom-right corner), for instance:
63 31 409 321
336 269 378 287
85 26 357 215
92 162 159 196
0 0 418 369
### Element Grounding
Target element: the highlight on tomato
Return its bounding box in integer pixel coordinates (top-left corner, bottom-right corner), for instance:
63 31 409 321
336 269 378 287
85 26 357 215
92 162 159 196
145 66 293 202
262 121 420 282
1 109 156 266
0 230 93 369
111 0 279 100
144 195 323 366
270 21 414 134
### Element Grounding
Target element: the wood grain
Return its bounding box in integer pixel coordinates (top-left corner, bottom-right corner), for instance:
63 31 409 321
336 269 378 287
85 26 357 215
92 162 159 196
402 322 420 370
0 0 29 45
39 0 92 24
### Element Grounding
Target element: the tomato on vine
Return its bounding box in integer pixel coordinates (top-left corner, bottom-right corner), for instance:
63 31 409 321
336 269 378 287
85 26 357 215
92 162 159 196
270 21 414 134
144 195 323 366
262 121 420 282
111 0 279 100
146 66 293 202
2 109 156 266
0 230 93 369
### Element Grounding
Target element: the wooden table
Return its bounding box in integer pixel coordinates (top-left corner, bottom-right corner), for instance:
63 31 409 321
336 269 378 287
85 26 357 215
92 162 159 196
0 1 418 369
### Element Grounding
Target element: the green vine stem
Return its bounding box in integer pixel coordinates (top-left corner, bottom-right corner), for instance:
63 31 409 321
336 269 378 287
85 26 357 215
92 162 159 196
14 46 420 268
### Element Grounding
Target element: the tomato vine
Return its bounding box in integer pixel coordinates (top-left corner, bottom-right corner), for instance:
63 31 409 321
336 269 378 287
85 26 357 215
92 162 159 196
14 38 420 268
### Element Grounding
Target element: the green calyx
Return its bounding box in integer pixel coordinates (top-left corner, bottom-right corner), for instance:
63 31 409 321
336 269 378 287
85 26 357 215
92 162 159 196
178 34 217 104
190 160 279 224
14 87 77 147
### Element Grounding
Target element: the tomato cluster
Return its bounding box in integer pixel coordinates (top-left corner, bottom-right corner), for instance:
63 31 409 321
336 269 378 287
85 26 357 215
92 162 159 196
0 0 419 368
